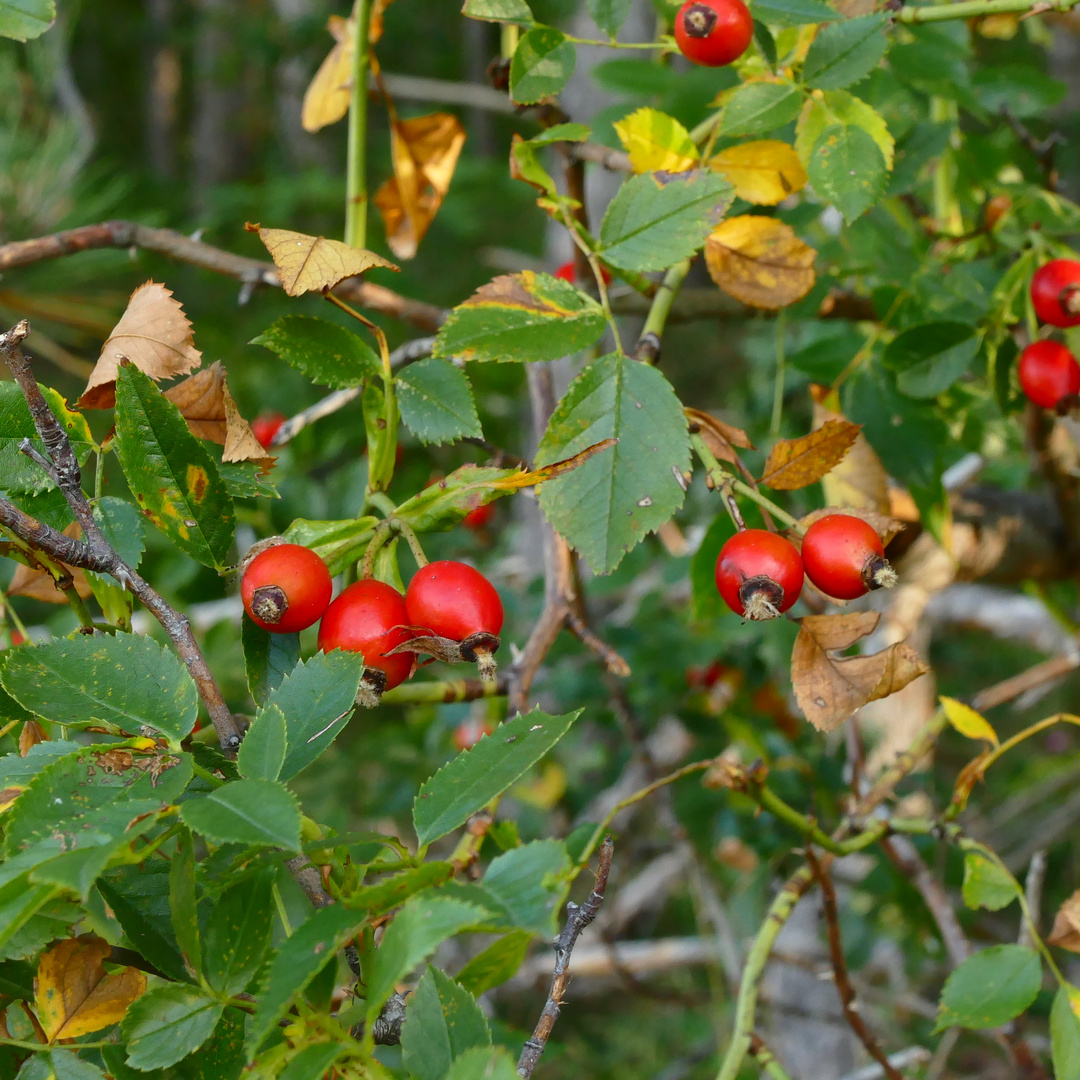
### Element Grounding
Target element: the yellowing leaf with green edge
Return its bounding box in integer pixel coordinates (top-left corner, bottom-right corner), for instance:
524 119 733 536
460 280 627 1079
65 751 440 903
613 107 699 174
709 140 807 205
795 90 894 171
36 934 146 1042
251 225 399 297
941 696 999 746
705 216 816 310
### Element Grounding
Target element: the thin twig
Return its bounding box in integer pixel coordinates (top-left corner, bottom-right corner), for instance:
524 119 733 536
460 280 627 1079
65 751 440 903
517 835 615 1079
970 652 1079 713
1018 850 1048 949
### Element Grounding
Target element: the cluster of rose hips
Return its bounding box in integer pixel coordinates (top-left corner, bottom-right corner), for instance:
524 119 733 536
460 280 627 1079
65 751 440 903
1020 259 1080 410
715 514 897 620
240 542 504 696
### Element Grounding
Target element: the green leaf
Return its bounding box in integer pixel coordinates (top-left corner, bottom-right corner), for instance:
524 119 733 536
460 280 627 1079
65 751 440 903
92 496 146 569
366 896 485 1024
1051 986 1080 1080
344 862 456 916
203 867 276 996
114 364 235 570
0 958 35 999
588 0 632 36
0 880 60 957
0 0 54 40
802 14 887 90
251 315 381 390
180 778 302 852
934 944 1041 1032
510 27 575 105
245 904 366 1056
241 616 300 707
536 352 690 574
103 1008 245 1080
170 828 201 978
122 984 224 1070
0 741 80 787
262 650 365 781
237 703 287 782
0 382 95 495
455 930 533 996
529 122 591 146
279 1045 346 1080
481 839 570 935
753 0 838 25
433 272 607 364
462 0 533 24
401 966 492 1080
598 171 734 272
961 852 1018 913
717 81 805 139
413 708 580 846
807 123 886 223
28 836 139 901
883 321 978 399
443 1047 520 1080
218 461 279 500
280 516 378 577
795 89 894 170
396 359 483 445
44 1050 106 1080
0 633 198 747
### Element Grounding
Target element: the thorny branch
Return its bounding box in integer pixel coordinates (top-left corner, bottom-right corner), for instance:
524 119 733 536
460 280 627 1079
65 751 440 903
517 835 615 1079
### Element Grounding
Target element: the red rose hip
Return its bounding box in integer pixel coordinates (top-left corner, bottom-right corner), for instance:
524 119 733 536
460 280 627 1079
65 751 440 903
251 411 286 449
317 579 414 692
1018 340 1080 409
1031 259 1080 327
801 514 897 601
715 529 803 620
673 0 753 67
462 502 495 531
241 543 332 634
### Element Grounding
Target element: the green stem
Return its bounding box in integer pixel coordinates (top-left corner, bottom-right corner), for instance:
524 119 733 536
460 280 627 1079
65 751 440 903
366 491 397 518
636 259 690 362
770 309 786 437
564 35 663 47
191 761 225 788
345 0 371 249
359 519 395 580
272 881 294 937
94 447 105 502
381 677 507 705
930 97 962 236
752 1039 795 1080
392 517 429 569
64 585 95 631
897 0 1076 21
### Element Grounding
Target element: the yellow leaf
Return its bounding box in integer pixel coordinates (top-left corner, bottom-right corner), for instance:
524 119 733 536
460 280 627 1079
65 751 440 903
709 140 807 205
613 107 699 175
511 762 568 810
705 216 816 311
252 226 398 297
940 696 999 746
760 418 861 491
302 14 354 133
35 935 146 1042
374 112 467 260
977 12 1018 37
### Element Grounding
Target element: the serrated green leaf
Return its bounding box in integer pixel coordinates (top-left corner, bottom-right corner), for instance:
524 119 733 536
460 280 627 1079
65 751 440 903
795 90 894 170
0 0 54 40
480 839 570 935
597 170 734 272
171 828 201 978
961 852 1018 912
103 1008 245 1080
402 966 492 1080
29 832 144 902
717 81 805 139
883 322 978 399
934 944 1041 1032
122 984 224 1071
366 896 485 1024
241 616 300 707
455 930 533 996
237 703 286 782
0 742 80 787
536 352 690 574
1051 986 1080 1080
802 15 887 90
203 867 275 996
0 958 35 999
529 122 590 146
0 879 60 956
180 778 301 852
279 1044 346 1080
393 464 515 533
114 364 235 570
754 0 838 25
444 1047 520 1080
510 27 575 105
0 382 95 495
462 0 533 24
218 461 280 500
91 496 146 569
280 515 378 577
807 123 886 223
397 358 483 445
414 708 580 846
0 633 198 746
343 862 456 915
433 272 607 364
251 315 381 389
44 1050 106 1080
588 0 632 36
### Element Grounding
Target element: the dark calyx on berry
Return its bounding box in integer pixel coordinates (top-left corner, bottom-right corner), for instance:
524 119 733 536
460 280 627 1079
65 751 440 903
250 584 288 625
863 554 898 591
738 575 785 621
682 2 718 35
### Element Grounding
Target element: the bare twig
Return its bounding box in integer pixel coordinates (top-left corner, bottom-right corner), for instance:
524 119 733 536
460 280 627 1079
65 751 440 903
567 142 632 172
838 1047 933 1080
971 652 1079 713
517 835 615 1079
805 848 905 1080
1018 850 1048 949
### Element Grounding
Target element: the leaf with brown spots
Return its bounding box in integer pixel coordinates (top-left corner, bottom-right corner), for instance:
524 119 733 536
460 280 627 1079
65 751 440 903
7 523 94 604
301 14 353 133
252 226 398 297
78 281 202 410
760 418 860 491
709 139 807 205
705 215 816 310
685 406 754 466
35 934 146 1042
792 612 929 732
1048 890 1080 953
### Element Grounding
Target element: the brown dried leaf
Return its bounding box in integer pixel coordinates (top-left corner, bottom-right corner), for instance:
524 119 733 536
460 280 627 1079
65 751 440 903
761 418 860 491
223 382 272 464
369 0 396 42
705 215 816 311
792 612 929 732
8 523 93 604
1048 890 1080 953
35 935 146 1042
950 749 992 814
301 14 353 133
374 112 467 260
685 406 754 465
811 385 890 513
253 226 398 296
18 720 47 756
78 282 202 410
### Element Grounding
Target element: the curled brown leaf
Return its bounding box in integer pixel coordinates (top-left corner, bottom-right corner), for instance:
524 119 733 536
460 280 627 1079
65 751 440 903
1048 889 1080 953
760 418 860 491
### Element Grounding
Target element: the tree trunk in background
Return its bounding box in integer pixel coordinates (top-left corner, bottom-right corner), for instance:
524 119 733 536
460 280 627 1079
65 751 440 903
462 15 495 158
146 0 179 181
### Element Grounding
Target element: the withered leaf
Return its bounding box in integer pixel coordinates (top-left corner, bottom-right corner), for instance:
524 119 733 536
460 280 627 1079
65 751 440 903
811 384 890 513
35 934 146 1042
19 720 47 756
792 612 929 732
950 750 992 815
709 140 807 206
253 226 398 296
760 418 860 491
78 281 202 410
369 0 396 43
8 523 93 604
705 215 816 311
1048 890 1080 954
222 381 272 464
302 14 353 133
685 406 754 466
374 112 467 260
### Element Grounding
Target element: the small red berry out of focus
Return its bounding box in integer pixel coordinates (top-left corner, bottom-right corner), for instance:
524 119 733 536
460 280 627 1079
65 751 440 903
1031 259 1080 327
452 716 494 752
462 502 495 531
553 260 613 286
251 412 286 449
1018 340 1080 409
